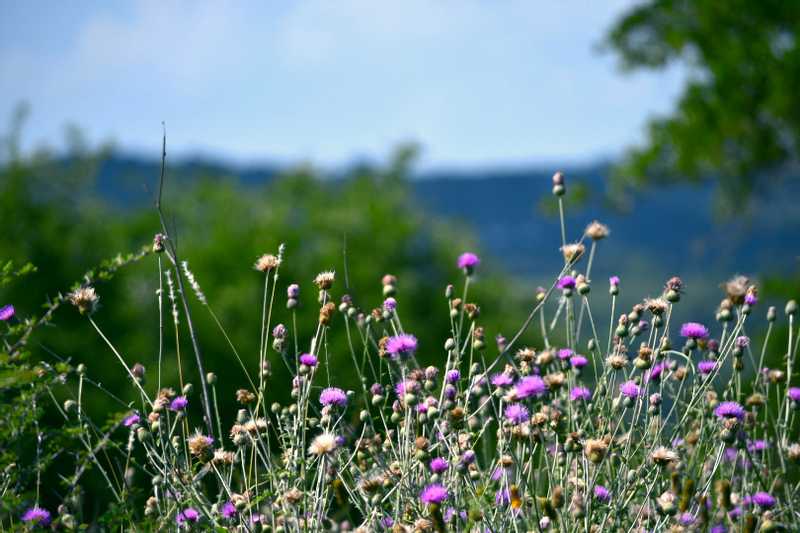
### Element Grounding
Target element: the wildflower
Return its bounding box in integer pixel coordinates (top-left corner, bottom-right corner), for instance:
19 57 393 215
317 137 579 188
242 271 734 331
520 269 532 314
221 501 236 519
619 381 641 398
606 354 628 370
745 291 757 306
752 491 776 509
213 450 236 464
561 243 585 263
123 413 141 427
236 389 256 404
420 483 448 505
609 275 620 287
570 386 591 402
188 431 215 458
724 275 750 304
308 432 338 456
0 304 14 321
747 440 769 453
569 355 589 368
557 348 574 360
504 403 530 424
714 401 745 420
679 512 695 526
69 286 99 315
680 322 709 339
650 446 679 466
585 221 609 240
313 271 335 290
593 485 611 503
445 369 460 384
515 375 547 399
557 275 576 290
457 252 480 274
319 387 348 407
254 254 281 272
698 360 717 375
176 507 199 525
152 233 166 253
491 373 514 388
788 387 800 402
298 353 318 367
170 396 189 411
21 506 51 526
710 524 727 533
429 457 448 473
385 334 418 358
736 336 750 348
287 283 300 298
644 297 669 315
383 297 397 311
584 438 609 464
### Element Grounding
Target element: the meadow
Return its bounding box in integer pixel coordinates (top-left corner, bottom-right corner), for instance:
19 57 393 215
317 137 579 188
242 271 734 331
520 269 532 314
2 154 799 532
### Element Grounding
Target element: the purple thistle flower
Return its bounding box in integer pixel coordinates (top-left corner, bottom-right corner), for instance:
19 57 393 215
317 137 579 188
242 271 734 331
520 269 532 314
319 387 348 407
609 276 620 287
504 403 530 424
619 380 641 398
221 501 237 519
170 396 189 411
0 304 14 321
385 334 418 358
420 483 448 505
680 322 709 339
557 275 576 290
788 387 800 402
745 293 757 306
287 283 300 298
491 373 514 388
736 336 750 348
679 512 696 526
395 379 419 397
698 360 717 375
381 516 394 528
515 375 547 399
752 491 776 509
176 507 200 525
21 506 51 526
383 297 397 311
570 355 589 368
429 457 448 473
445 369 460 384
570 386 592 402
593 485 610 503
123 413 141 427
370 383 383 396
460 450 476 464
747 440 769 453
710 524 728 533
444 384 457 400
299 353 318 367
272 323 287 339
495 488 510 506
714 401 745 420
557 348 574 360
457 252 480 272
646 362 667 383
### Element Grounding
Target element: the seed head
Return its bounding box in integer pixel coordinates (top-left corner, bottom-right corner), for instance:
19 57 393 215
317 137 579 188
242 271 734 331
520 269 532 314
69 286 99 315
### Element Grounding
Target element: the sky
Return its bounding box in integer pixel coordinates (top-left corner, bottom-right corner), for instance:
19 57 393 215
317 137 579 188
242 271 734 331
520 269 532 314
0 1 686 170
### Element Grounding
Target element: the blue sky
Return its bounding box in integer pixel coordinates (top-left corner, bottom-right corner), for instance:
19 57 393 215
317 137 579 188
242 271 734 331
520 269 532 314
0 1 685 169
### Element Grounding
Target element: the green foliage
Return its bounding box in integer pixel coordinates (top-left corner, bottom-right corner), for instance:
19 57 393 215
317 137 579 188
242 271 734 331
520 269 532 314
0 127 533 525
606 1 800 210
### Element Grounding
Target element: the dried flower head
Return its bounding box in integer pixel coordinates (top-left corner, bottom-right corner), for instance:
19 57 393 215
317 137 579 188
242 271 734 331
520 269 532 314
650 446 679 466
188 431 215 458
254 254 281 272
314 271 336 290
69 286 99 315
585 221 610 240
308 432 338 456
561 243 585 263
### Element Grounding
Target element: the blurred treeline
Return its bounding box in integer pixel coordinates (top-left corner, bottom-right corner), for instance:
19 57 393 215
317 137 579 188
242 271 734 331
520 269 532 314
1 121 537 431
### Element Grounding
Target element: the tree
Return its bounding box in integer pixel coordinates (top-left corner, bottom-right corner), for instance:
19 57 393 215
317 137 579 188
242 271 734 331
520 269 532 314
606 1 800 206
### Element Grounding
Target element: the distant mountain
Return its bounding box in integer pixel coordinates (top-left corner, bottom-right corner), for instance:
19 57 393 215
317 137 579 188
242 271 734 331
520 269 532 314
87 154 800 308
